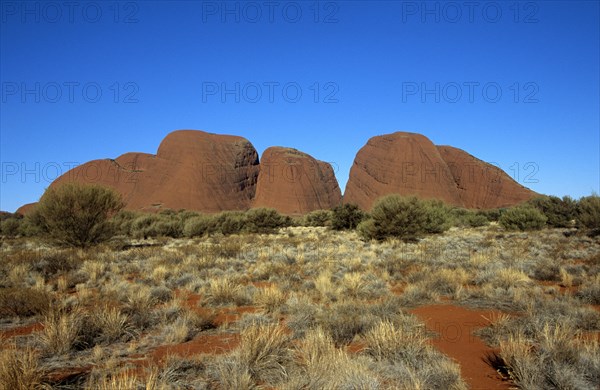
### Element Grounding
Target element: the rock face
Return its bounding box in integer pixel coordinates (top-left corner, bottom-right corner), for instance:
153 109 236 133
253 147 342 214
344 132 537 210
31 130 339 215
51 130 261 213
16 203 37 215
16 129 538 215
437 145 537 209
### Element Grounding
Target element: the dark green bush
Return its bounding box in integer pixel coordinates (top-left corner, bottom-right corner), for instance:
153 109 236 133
183 215 213 237
0 217 22 237
478 208 502 222
527 195 576 228
19 208 46 237
212 211 247 235
421 199 452 233
499 205 547 231
34 183 124 247
111 210 140 235
359 195 450 241
331 203 366 230
130 213 184 238
243 208 289 233
303 209 333 227
464 212 490 227
450 209 490 227
577 195 600 232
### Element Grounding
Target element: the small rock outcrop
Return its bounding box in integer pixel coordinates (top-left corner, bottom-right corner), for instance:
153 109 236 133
253 147 342 214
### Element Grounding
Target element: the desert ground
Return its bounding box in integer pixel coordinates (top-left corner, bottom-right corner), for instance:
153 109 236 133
1 222 599 389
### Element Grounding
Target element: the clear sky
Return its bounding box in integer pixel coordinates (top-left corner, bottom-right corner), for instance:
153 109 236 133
1 0 599 212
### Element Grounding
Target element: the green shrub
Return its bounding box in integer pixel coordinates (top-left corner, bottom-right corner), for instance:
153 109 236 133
17 208 45 237
183 215 213 237
243 208 289 233
111 210 140 235
499 205 547 231
331 203 366 230
527 195 576 228
130 214 159 239
212 211 246 235
130 213 184 239
359 195 451 241
450 209 490 227
421 199 452 233
577 195 600 232
303 209 333 227
34 183 124 247
479 208 502 222
464 212 490 227
1 217 22 237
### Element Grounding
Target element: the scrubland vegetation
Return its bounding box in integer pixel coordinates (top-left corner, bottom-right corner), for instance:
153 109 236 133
1 185 600 388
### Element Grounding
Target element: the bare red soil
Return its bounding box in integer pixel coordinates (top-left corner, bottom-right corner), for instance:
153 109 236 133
410 304 513 390
0 322 43 338
151 332 240 362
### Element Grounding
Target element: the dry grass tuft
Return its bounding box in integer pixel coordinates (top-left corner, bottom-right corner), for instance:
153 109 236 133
0 343 45 390
364 320 428 362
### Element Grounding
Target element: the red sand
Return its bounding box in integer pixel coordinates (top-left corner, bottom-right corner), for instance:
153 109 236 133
151 332 240 361
0 322 43 338
410 304 513 390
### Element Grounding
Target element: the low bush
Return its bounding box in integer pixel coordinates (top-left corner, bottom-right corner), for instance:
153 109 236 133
130 214 183 238
0 215 22 237
211 211 247 235
0 288 52 317
499 205 547 231
243 208 290 233
183 215 213 237
111 210 140 235
34 183 124 247
527 195 576 228
478 208 502 222
577 195 600 233
18 209 45 237
331 203 365 230
450 208 490 227
359 195 451 241
422 199 452 233
303 209 332 227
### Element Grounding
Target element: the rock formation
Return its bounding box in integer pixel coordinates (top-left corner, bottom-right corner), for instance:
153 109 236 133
253 147 342 214
15 202 37 215
16 129 538 215
437 145 537 209
21 130 340 215
344 132 537 210
50 130 261 213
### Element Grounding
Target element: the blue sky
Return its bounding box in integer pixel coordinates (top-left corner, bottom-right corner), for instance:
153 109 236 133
1 0 599 212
